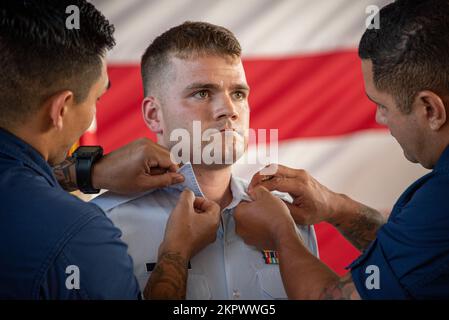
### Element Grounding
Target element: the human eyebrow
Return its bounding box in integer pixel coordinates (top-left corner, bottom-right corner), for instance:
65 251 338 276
365 92 379 104
184 83 221 91
231 84 250 92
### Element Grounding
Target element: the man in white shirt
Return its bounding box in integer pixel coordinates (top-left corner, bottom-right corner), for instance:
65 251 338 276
93 21 318 299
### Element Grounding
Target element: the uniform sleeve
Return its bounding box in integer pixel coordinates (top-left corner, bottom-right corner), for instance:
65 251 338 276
349 238 410 299
349 173 449 300
40 209 141 300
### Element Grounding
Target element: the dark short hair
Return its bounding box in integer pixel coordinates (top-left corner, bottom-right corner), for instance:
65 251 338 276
141 21 241 97
359 0 449 113
0 0 115 127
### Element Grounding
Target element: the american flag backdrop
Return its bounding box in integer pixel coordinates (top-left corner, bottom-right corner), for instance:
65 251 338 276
85 0 429 276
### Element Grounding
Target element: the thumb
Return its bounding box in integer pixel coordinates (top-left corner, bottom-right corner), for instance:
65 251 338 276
248 185 270 201
194 197 220 217
167 189 195 224
177 188 195 207
144 172 184 189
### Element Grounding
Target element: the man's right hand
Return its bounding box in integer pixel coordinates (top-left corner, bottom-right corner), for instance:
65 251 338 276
248 164 342 225
159 189 221 261
145 189 220 300
249 164 386 251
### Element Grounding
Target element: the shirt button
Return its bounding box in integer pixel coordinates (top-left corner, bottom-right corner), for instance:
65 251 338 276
232 289 240 299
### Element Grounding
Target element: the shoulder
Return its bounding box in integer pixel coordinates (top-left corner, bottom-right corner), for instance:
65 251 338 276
40 212 140 299
1 159 106 233
398 170 449 225
91 189 158 212
91 188 177 224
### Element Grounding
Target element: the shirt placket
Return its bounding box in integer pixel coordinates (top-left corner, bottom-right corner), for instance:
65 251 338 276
221 208 243 300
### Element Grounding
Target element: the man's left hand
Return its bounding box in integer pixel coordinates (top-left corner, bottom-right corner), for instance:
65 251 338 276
234 186 298 251
91 138 184 194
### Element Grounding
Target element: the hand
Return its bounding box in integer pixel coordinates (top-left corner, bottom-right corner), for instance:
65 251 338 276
234 186 298 251
249 164 341 225
159 189 221 260
91 138 184 194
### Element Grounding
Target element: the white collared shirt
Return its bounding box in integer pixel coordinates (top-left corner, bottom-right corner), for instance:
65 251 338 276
92 163 318 300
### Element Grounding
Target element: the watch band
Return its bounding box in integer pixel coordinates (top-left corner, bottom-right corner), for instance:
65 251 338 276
73 146 103 194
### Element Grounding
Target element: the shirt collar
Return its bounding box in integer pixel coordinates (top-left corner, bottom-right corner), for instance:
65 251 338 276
93 163 251 212
226 175 251 210
168 162 251 211
168 163 205 197
0 128 56 186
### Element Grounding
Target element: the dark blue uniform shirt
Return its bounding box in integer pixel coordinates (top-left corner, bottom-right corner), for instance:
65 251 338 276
0 128 140 299
350 145 449 299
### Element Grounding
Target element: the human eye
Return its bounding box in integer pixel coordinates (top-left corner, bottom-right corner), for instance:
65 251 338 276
193 90 210 99
232 91 247 101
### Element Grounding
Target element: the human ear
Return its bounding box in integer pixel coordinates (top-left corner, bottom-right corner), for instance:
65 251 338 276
415 90 446 131
48 91 74 130
142 96 163 134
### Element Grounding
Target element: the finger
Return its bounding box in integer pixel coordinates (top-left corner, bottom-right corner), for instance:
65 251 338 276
144 143 180 171
255 176 303 197
247 185 271 201
194 197 220 217
249 164 298 189
168 163 180 172
177 188 195 208
156 152 181 172
155 149 180 170
283 200 312 225
148 166 168 175
233 201 249 219
144 172 185 188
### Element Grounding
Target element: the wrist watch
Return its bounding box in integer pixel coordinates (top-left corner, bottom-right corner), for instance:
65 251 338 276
72 146 104 194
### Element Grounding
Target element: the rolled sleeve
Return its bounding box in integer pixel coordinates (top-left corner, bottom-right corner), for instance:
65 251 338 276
349 239 409 300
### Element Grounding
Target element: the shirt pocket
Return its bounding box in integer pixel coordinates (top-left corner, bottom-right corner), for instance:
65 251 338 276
256 266 288 300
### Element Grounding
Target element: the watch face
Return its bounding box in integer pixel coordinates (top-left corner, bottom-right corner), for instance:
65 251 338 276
74 146 103 158
78 146 101 153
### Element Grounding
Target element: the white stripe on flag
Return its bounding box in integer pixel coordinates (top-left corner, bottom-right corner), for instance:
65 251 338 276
92 0 392 62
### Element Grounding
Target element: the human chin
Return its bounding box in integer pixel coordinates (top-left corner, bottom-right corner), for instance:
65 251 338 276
221 133 245 164
402 148 418 164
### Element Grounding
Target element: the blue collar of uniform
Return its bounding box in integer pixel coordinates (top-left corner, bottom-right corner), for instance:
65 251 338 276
0 128 57 186
434 144 449 172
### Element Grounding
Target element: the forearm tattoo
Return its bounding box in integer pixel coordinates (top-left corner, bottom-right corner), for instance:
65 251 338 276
333 205 386 251
52 157 78 192
320 274 360 300
144 252 188 300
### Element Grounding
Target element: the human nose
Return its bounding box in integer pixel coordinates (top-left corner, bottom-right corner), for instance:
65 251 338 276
213 94 239 121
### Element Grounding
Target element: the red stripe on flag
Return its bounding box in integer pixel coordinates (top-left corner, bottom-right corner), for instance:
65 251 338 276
243 50 383 142
314 222 361 275
79 131 99 146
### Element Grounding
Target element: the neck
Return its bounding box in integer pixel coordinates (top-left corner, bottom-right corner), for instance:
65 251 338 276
192 164 233 210
422 131 449 169
430 139 449 169
4 124 50 161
